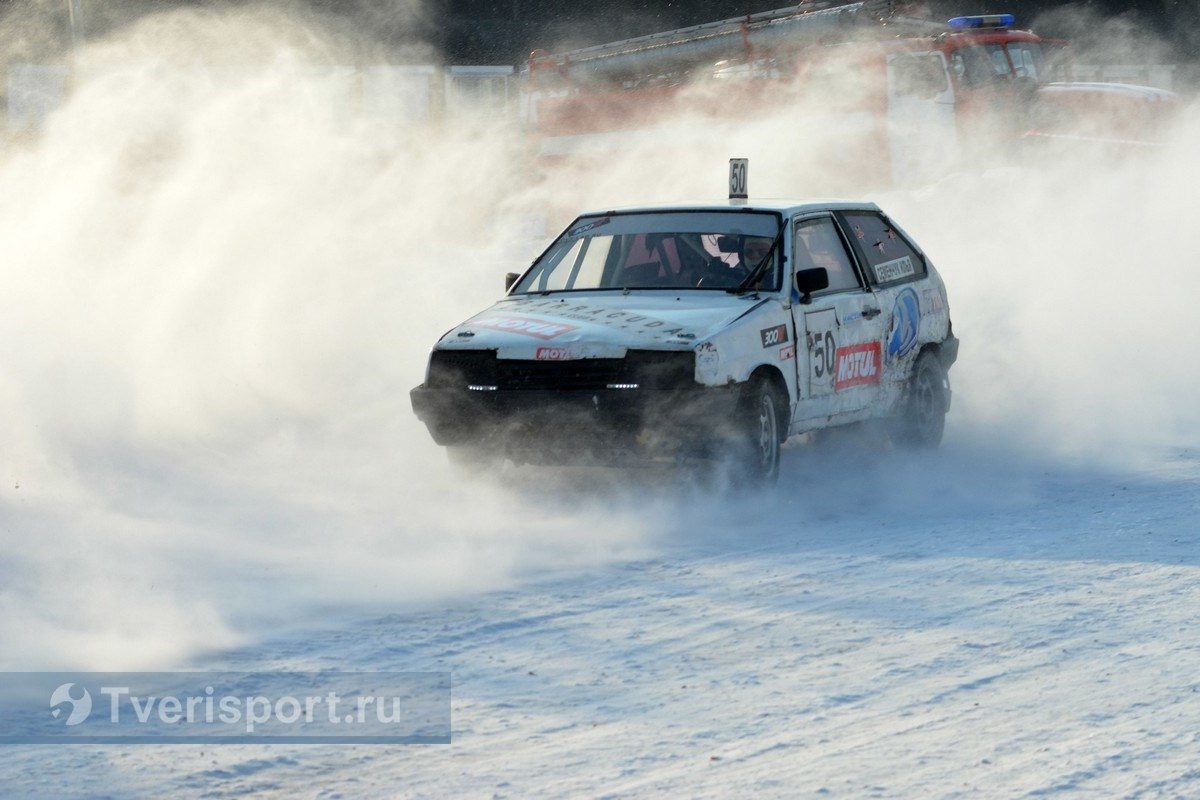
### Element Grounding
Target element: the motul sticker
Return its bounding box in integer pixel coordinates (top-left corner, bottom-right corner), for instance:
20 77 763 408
834 342 881 391
507 298 685 339
535 346 579 360
473 316 578 340
760 324 788 348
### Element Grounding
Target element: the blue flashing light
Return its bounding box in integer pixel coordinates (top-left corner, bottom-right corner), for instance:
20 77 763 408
947 13 1016 30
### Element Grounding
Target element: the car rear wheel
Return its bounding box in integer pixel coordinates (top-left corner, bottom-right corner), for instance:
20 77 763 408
892 351 949 449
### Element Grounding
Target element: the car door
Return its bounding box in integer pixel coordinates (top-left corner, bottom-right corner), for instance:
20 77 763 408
789 214 888 427
838 210 932 407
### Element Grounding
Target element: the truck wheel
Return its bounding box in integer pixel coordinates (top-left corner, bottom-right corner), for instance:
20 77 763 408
732 378 783 486
892 351 949 449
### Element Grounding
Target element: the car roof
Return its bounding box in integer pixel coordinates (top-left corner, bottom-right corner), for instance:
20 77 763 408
577 199 883 217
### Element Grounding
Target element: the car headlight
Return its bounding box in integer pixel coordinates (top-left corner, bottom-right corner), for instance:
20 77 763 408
426 350 498 388
624 350 696 389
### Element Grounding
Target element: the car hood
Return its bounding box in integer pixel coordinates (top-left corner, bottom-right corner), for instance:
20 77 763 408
437 292 768 359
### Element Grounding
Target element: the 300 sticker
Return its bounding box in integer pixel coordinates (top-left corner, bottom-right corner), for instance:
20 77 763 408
760 324 789 348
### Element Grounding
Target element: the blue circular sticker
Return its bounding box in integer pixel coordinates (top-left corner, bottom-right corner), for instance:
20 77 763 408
886 287 920 362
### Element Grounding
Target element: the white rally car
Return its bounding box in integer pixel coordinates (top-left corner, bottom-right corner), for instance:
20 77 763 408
411 198 957 484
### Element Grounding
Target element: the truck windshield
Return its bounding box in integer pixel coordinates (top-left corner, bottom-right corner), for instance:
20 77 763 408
1006 42 1047 81
951 42 1049 87
950 44 1011 88
513 211 782 293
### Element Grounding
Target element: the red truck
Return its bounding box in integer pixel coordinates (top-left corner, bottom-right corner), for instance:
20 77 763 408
521 3 1176 189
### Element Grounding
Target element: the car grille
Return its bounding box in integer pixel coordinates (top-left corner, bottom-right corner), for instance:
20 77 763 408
426 349 695 391
497 359 625 390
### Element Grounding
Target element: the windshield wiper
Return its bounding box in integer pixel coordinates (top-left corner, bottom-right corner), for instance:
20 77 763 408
730 226 786 294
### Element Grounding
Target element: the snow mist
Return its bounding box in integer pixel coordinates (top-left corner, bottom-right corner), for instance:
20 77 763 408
0 5 659 670
0 1 1195 670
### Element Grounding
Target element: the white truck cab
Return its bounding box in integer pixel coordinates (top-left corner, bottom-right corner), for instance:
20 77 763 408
411 196 957 484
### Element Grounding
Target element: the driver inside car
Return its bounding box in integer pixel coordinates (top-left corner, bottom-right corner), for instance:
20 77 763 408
741 235 774 270
692 233 776 288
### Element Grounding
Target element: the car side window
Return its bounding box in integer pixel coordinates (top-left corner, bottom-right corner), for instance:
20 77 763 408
794 217 861 294
841 212 927 286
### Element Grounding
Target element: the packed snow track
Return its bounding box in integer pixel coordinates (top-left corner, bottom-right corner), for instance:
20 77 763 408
7 445 1200 797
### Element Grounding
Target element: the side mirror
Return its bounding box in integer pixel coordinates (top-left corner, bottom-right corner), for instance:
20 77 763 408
795 267 829 304
504 272 520 291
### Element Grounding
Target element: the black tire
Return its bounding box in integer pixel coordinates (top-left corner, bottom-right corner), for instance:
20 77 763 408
892 351 949 449
731 378 784 487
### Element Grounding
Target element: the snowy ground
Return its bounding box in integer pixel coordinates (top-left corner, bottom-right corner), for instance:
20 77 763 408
1 6 1197 794
6 440 1200 798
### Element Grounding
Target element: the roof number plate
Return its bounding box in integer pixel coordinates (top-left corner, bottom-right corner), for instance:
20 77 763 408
729 158 748 200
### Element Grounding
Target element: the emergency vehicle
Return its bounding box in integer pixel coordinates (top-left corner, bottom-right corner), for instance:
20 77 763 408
410 160 958 484
522 3 1176 187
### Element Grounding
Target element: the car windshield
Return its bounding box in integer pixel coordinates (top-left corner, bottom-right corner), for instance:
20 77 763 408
513 211 782 293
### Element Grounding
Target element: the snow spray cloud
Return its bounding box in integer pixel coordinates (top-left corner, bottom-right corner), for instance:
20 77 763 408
1 3 1196 670
0 4 665 671
875 118 1200 463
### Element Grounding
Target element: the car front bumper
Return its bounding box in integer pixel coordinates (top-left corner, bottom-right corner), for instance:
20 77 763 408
409 383 745 462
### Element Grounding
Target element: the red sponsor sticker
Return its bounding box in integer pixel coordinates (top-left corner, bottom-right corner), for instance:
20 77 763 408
535 346 576 360
779 343 796 361
472 315 578 340
834 341 881 391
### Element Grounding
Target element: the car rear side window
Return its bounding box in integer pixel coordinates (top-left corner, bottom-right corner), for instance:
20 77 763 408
841 212 926 286
794 217 861 293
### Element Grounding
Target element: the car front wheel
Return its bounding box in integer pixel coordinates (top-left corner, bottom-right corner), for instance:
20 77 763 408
730 378 783 486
